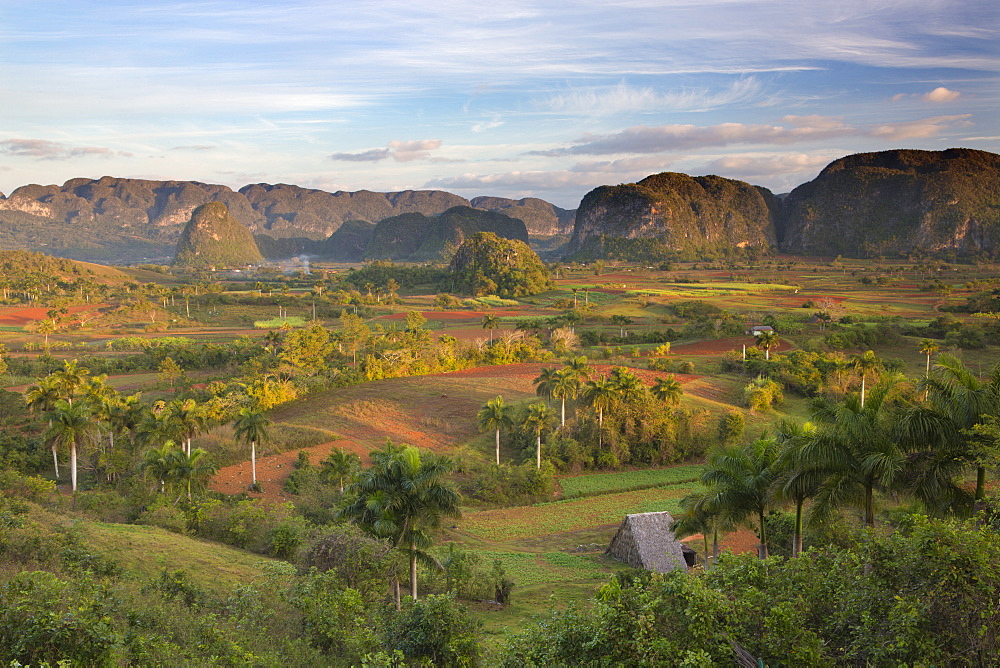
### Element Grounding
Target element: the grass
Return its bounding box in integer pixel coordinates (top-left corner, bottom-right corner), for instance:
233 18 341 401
254 316 308 328
79 520 282 597
558 464 705 498
459 485 701 542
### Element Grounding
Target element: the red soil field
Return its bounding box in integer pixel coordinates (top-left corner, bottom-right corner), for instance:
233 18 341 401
209 439 369 503
0 303 107 326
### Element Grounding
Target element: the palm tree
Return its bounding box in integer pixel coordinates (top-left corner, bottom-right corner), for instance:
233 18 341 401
609 366 647 403
551 367 580 427
755 330 779 361
701 436 782 559
171 447 217 501
50 359 90 405
142 440 180 494
233 407 271 489
563 355 592 383
772 420 823 557
523 402 557 469
320 448 361 493
913 355 1000 502
610 314 632 338
481 313 499 344
478 396 513 465
46 400 95 492
919 339 940 377
339 444 461 603
169 398 208 456
671 491 731 570
850 349 881 408
581 375 619 448
806 376 904 526
651 375 683 408
533 366 558 405
26 377 62 478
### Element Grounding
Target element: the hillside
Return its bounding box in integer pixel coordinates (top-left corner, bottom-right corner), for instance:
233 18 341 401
0 177 574 264
567 172 779 260
781 148 1000 257
364 206 529 261
172 202 264 268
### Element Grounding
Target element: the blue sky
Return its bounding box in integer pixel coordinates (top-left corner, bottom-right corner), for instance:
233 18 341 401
1 0 997 208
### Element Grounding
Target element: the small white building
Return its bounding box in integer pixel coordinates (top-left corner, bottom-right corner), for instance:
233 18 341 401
746 325 775 336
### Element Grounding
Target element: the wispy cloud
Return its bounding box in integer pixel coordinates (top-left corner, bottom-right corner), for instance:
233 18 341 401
538 114 972 155
539 78 767 115
0 138 131 160
330 139 443 163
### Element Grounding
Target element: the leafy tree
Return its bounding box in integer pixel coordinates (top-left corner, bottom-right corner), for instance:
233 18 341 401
478 396 513 465
807 377 904 526
25 377 62 478
754 330 779 361
319 448 361 493
481 313 499 344
46 399 95 492
339 444 461 603
142 440 180 494
233 407 271 489
532 366 558 405
701 436 782 558
651 374 683 408
608 366 647 403
850 349 881 408
581 375 619 448
772 420 823 556
171 447 217 501
523 402 557 469
610 314 632 337
550 367 580 427
449 232 551 298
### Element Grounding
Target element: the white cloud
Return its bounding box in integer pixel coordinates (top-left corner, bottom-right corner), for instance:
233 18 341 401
700 153 834 178
539 78 766 115
923 87 962 103
868 114 972 140
330 139 443 163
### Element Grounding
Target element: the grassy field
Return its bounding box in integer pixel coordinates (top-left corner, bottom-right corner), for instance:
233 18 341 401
558 464 705 497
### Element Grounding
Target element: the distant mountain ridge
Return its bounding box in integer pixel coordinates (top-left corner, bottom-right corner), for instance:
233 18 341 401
0 177 574 263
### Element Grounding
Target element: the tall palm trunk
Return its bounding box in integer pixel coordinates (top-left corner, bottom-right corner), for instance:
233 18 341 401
793 499 804 557
71 442 78 492
976 467 985 501
251 441 257 485
410 540 418 599
864 485 874 526
560 397 566 427
757 510 768 559
495 429 501 465
536 431 542 469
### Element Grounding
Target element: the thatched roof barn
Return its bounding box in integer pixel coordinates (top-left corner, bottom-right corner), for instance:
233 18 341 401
606 511 695 573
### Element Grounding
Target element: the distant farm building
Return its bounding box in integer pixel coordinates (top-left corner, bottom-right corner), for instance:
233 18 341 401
606 511 696 573
747 325 775 336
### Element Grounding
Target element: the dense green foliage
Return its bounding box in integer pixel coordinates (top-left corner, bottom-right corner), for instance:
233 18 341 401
449 232 551 297
173 202 264 268
503 515 1000 666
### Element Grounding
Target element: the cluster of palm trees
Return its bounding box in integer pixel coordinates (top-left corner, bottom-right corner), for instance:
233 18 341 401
477 357 686 468
26 360 271 494
676 354 1000 564
338 442 460 607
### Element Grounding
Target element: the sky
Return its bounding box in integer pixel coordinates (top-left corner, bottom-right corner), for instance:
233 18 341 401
0 0 997 209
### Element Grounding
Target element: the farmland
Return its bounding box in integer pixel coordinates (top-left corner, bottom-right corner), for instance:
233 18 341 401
2 251 999 662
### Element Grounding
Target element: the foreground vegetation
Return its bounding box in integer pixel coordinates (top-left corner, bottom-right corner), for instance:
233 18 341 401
1 249 999 664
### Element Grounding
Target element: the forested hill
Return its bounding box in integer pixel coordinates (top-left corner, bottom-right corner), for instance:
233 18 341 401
0 177 575 264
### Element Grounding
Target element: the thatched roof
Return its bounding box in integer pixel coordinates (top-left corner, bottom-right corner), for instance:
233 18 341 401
606 511 691 573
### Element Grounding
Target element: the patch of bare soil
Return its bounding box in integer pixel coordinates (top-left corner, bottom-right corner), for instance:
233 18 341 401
209 439 367 503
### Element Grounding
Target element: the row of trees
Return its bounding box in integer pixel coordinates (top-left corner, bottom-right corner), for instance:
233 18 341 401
679 354 1000 561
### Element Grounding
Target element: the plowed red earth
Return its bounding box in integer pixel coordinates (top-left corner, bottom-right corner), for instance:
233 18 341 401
209 439 369 503
0 303 108 326
681 528 761 556
209 363 698 501
671 336 793 355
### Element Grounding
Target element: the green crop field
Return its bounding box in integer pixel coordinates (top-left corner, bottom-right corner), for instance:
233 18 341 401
460 485 700 542
558 464 706 498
